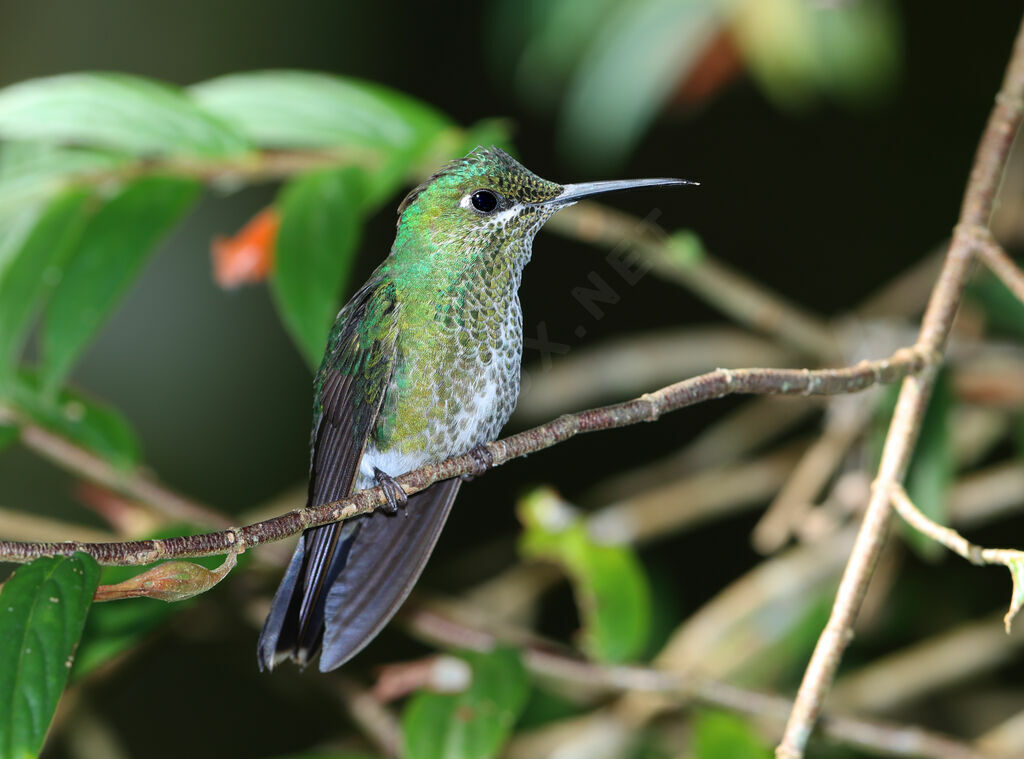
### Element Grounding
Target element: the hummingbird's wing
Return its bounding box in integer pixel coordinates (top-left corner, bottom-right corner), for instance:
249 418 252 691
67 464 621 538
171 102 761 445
258 278 460 672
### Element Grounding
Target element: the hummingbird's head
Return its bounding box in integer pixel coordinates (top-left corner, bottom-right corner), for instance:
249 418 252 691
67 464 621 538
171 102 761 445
394 146 696 266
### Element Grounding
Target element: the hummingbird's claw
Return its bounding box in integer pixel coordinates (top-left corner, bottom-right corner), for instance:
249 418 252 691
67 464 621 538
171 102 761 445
374 467 408 515
461 444 495 481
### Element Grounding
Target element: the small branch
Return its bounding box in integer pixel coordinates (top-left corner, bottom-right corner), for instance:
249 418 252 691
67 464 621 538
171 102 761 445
405 605 998 759
0 347 935 567
975 230 1024 305
14 417 230 528
891 485 1024 631
336 675 402 759
777 14 1024 757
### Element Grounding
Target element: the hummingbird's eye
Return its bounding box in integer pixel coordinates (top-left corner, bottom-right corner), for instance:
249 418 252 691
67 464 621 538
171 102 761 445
470 189 499 214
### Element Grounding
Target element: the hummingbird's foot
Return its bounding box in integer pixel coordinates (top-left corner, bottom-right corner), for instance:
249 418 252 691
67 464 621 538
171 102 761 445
373 467 408 515
461 444 495 481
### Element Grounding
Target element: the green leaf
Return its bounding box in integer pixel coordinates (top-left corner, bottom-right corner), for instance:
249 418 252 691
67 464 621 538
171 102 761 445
402 647 529 759
517 488 651 662
0 422 18 453
8 368 140 469
559 0 719 169
692 711 771 759
268 754 382 759
0 189 93 382
190 70 450 154
0 143 128 214
0 553 100 759
39 175 199 394
0 73 250 157
272 168 364 366
874 371 953 560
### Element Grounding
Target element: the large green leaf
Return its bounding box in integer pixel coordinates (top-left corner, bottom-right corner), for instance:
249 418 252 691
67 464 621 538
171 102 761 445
517 488 652 662
39 175 199 394
0 189 93 381
692 711 771 759
190 70 450 154
0 73 250 157
401 647 529 759
272 167 364 366
0 143 128 214
7 368 140 469
0 553 100 759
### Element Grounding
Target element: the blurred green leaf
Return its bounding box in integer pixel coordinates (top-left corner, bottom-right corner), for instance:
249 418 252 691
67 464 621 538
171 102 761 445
967 268 1024 340
0 553 100 759
0 422 18 453
518 488 651 662
273 167 364 366
692 711 771 759
0 189 93 382
0 73 250 157
39 175 199 394
559 0 719 169
873 370 953 560
517 685 585 731
8 368 140 470
0 203 42 282
0 143 128 213
401 647 529 759
190 70 450 154
269 754 382 759
734 0 899 109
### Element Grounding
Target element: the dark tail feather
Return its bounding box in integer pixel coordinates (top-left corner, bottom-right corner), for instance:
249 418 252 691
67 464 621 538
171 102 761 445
257 478 461 672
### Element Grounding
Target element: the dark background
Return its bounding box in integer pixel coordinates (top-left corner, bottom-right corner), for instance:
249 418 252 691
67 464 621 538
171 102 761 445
0 2 1021 756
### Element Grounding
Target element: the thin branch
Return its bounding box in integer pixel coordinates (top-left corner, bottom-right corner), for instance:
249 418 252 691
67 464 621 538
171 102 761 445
891 485 1024 631
12 415 231 528
776 14 1024 758
0 347 935 567
975 230 1024 305
404 605 999 759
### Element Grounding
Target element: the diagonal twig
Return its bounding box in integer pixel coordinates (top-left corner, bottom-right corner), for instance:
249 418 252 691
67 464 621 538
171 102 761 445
775 13 1024 758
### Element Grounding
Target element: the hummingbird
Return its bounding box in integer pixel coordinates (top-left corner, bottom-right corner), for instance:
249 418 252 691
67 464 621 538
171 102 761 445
258 147 694 671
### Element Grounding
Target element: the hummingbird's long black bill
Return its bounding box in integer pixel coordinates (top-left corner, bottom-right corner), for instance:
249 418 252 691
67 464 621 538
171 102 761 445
544 177 699 205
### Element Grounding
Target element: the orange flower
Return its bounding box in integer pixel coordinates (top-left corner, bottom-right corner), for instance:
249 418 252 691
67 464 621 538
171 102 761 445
211 206 280 288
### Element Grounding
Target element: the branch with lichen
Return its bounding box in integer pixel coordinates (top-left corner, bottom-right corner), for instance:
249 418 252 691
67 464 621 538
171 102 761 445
0 344 934 568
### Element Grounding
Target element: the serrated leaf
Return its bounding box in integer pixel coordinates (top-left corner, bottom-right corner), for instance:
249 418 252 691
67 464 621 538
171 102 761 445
559 0 719 169
692 711 771 759
190 70 450 154
874 371 953 560
8 368 139 469
0 73 250 157
39 175 199 394
0 189 93 382
401 647 528 759
272 168 364 366
0 553 100 759
517 488 651 662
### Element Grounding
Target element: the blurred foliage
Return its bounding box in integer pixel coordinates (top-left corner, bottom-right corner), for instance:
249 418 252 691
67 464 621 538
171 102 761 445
518 487 652 662
490 0 900 169
401 647 529 759
691 711 771 759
